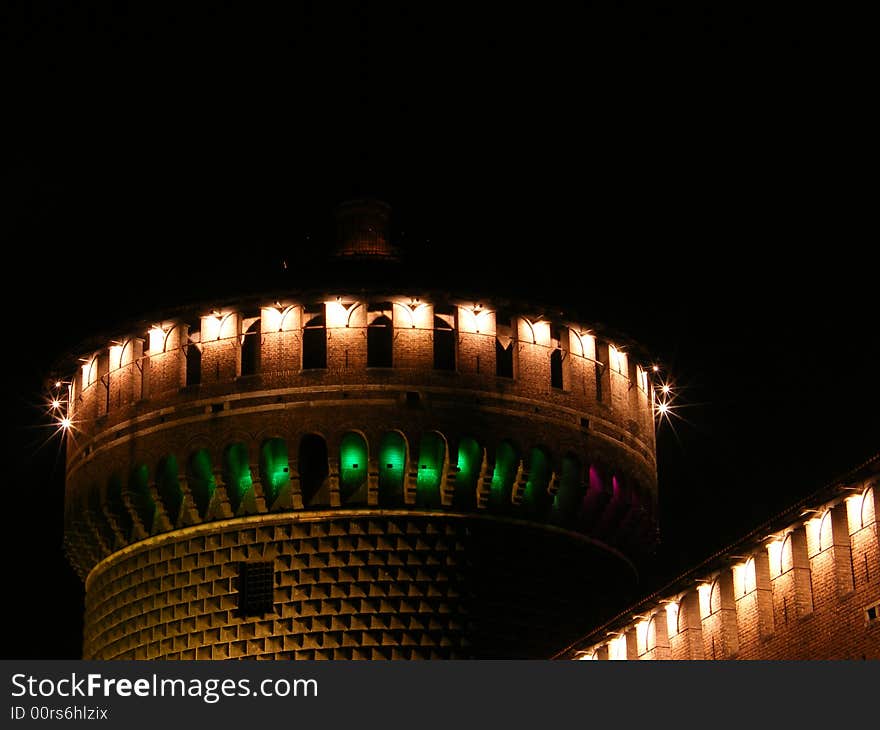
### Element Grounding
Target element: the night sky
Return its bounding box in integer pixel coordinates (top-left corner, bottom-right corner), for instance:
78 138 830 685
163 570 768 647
4 4 875 658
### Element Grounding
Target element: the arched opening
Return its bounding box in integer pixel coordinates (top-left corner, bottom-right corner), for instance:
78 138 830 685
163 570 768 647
187 449 216 517
156 455 182 524
302 310 327 370
223 442 252 512
489 441 519 510
367 314 393 368
433 315 455 371
550 348 564 389
128 464 155 533
416 431 446 507
521 446 552 514
339 432 369 504
298 434 329 506
106 473 132 538
378 431 407 506
259 438 289 506
553 454 584 522
185 343 202 386
241 319 261 377
495 339 514 378
453 436 482 509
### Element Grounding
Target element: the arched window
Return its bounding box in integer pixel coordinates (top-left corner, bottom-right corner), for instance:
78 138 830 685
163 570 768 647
241 319 261 377
302 308 327 370
416 432 447 507
453 436 482 509
378 431 407 506
550 348 564 389
521 446 552 515
223 442 252 513
709 579 722 615
489 441 519 510
185 342 202 386
187 449 216 518
433 315 455 371
819 510 833 552
496 339 514 378
156 455 182 525
259 438 289 507
339 432 369 504
367 311 393 368
298 434 329 506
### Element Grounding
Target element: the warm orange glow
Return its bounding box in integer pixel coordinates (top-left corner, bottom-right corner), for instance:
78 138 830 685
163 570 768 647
325 300 354 328
766 539 784 578
457 305 493 334
570 331 596 359
652 365 659 372
636 619 650 655
608 634 627 660
60 417 72 430
149 326 167 352
109 344 124 370
733 558 757 597
637 365 649 392
658 402 669 415
576 651 596 660
661 384 671 394
54 381 62 388
51 399 61 409
665 602 679 637
261 306 284 332
608 345 627 374
697 583 712 619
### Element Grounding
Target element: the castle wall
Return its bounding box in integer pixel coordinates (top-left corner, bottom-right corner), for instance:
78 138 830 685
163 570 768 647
572 482 880 660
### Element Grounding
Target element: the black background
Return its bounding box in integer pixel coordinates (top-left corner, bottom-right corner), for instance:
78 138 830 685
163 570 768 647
3 3 875 658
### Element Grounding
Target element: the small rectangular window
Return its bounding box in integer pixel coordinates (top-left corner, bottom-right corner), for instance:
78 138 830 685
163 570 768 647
238 561 275 617
866 601 880 625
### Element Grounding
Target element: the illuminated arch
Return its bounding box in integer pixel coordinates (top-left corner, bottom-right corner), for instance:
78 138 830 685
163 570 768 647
489 440 519 510
860 486 874 529
378 431 407 506
222 442 252 512
259 438 289 506
818 510 833 552
453 436 482 510
299 433 329 506
709 579 722 615
187 448 215 518
416 431 447 507
339 431 369 504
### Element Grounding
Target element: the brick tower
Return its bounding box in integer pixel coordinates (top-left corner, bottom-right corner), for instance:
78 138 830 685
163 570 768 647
59 201 660 659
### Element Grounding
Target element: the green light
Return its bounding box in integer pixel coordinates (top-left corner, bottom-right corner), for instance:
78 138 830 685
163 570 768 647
378 431 406 506
156 455 182 522
454 437 481 509
489 441 518 510
223 443 252 512
415 432 445 507
339 432 368 503
259 438 289 505
521 447 551 514
187 449 216 517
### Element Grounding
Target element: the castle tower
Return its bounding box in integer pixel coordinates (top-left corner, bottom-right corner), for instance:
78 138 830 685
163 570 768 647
59 203 660 659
